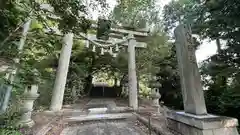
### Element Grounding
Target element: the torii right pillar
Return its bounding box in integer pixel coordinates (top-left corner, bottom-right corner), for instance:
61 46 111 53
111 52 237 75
166 24 239 135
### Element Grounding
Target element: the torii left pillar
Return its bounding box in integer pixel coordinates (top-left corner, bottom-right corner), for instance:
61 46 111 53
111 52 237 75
128 34 138 110
50 33 74 111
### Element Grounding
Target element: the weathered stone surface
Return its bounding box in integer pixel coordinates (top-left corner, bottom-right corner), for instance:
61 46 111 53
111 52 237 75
134 113 175 135
50 33 74 111
66 113 134 122
167 111 239 135
18 85 39 127
170 24 239 135
0 84 12 114
86 99 117 110
1 20 32 114
174 24 207 115
128 34 138 110
213 127 239 135
19 20 32 50
88 107 108 114
61 121 152 135
66 99 134 122
109 106 133 113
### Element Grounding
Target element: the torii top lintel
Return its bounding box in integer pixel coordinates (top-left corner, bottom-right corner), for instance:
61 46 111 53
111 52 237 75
83 19 149 48
90 18 149 43
91 24 149 37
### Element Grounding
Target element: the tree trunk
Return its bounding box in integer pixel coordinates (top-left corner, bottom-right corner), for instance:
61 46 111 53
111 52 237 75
216 38 227 88
72 85 77 103
114 77 118 86
216 38 221 53
120 74 127 87
84 75 93 95
137 75 140 97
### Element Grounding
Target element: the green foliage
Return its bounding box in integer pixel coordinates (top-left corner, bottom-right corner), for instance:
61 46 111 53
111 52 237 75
17 27 61 85
0 0 31 43
0 0 180 121
45 0 90 33
35 78 55 108
201 53 240 122
0 100 22 133
199 0 240 122
0 129 22 135
0 0 172 99
156 45 183 109
112 0 160 29
163 0 203 32
97 19 111 40
31 0 108 34
136 31 170 75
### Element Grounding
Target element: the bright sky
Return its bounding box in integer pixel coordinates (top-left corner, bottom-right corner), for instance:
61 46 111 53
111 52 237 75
89 0 217 63
196 40 217 63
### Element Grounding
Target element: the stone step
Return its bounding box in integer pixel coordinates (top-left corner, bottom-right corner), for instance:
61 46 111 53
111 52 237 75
64 113 134 122
63 107 134 116
109 107 134 113
88 107 108 114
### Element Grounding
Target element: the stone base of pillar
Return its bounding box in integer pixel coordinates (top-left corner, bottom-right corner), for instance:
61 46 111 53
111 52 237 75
166 111 239 135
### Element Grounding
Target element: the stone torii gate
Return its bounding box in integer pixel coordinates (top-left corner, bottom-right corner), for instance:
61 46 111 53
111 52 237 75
3 15 239 133
49 20 148 111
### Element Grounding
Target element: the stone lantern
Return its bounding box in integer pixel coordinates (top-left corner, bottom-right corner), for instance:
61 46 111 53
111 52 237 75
123 83 129 97
149 76 161 113
18 85 39 127
121 76 129 97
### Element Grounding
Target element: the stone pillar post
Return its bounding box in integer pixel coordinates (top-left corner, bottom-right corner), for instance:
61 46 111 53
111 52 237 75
174 24 207 115
0 85 12 114
9 19 31 82
18 85 39 127
166 24 239 135
128 34 138 110
18 20 32 50
4 19 32 101
1 20 32 114
50 33 74 111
